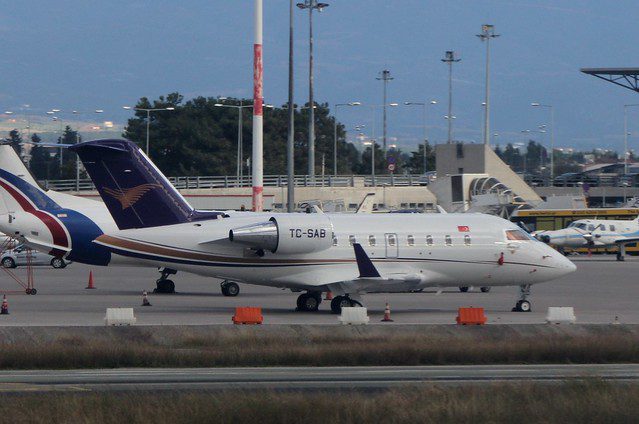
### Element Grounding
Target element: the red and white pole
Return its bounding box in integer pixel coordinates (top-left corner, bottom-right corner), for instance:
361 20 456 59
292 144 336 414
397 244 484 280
252 0 264 212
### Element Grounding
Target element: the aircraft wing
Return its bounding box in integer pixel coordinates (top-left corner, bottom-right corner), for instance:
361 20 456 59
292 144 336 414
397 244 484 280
348 243 426 288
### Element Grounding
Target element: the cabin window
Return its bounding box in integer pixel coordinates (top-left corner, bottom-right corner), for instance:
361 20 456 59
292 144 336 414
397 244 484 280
464 235 471 246
610 224 616 232
599 225 606 231
588 224 595 232
505 229 529 241
407 235 415 246
349 235 357 246
426 235 433 246
445 235 452 246
387 234 397 246
332 235 338 246
368 235 376 246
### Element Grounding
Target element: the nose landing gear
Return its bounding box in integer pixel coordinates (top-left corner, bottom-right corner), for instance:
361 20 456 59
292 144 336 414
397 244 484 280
617 244 626 262
512 284 532 312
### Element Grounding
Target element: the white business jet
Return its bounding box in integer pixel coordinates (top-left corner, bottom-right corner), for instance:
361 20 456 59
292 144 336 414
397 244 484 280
70 139 575 313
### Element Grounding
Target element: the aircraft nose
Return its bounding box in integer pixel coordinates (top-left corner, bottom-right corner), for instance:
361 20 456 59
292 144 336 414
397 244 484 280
554 250 577 276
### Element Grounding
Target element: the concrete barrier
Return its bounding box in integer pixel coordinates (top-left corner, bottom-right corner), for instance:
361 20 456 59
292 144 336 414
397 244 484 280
338 307 370 325
546 307 576 324
105 308 136 326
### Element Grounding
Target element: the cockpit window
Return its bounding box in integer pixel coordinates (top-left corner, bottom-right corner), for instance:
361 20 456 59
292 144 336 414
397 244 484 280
570 223 587 230
505 229 530 241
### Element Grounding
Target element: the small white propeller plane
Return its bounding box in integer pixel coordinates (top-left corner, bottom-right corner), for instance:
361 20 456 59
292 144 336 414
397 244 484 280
535 218 639 261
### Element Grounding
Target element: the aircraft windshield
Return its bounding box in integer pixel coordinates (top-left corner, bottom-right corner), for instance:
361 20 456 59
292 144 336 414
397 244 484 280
505 229 530 241
569 223 588 230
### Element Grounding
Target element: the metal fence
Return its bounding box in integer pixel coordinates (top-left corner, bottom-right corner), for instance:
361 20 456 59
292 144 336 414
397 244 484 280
39 174 429 192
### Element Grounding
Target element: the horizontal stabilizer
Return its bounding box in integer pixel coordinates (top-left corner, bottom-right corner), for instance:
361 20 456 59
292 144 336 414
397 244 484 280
353 243 381 278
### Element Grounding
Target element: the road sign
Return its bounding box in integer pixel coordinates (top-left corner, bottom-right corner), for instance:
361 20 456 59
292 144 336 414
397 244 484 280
388 164 395 172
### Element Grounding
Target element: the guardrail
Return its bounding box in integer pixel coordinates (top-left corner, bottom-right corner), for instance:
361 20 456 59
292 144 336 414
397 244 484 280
39 174 429 192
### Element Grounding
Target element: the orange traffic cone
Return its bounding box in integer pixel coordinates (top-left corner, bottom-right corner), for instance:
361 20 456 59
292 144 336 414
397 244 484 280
381 302 393 322
86 271 96 289
142 290 151 306
325 291 333 300
1 295 9 315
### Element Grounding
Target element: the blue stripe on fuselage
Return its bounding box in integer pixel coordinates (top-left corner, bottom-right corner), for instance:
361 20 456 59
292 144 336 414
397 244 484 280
0 169 111 265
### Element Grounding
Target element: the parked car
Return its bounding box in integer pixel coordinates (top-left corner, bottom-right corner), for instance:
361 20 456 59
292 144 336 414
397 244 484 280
1 245 68 269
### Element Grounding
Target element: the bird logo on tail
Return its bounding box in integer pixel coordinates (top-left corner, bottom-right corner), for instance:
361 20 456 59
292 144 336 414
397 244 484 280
103 184 161 210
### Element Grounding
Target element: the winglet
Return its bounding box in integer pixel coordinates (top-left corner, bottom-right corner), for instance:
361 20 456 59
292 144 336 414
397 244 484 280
353 243 381 278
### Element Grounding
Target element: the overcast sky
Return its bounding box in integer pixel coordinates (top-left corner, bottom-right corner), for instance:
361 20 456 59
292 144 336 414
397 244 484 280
2 0 639 152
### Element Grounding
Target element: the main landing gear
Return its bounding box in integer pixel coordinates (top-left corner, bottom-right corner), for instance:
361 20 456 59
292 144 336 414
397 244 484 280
330 295 362 314
221 280 240 297
154 268 177 294
295 292 363 313
512 284 532 312
296 292 322 312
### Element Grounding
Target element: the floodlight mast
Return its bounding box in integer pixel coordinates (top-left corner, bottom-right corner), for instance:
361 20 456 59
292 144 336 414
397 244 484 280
442 51 461 144
477 24 499 146
297 0 330 178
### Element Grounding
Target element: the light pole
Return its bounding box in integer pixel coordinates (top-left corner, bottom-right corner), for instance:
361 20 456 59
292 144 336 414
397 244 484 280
442 51 461 144
376 69 394 156
215 101 253 184
531 103 554 183
287 0 295 212
624 104 639 176
476 25 499 146
122 106 175 157
362 103 398 178
405 100 437 173
72 109 103 191
297 0 329 178
333 101 360 175
521 128 546 173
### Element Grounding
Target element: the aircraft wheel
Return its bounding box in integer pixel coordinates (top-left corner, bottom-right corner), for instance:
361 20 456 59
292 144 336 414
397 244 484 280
30 288 37 295
154 279 175 294
513 300 531 312
331 296 352 314
459 286 469 293
297 293 320 312
350 299 363 307
222 282 239 297
480 287 491 293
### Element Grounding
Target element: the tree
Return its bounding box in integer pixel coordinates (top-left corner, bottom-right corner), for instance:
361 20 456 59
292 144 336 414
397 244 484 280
50 126 81 179
123 94 362 176
7 129 22 157
28 133 53 179
406 141 435 174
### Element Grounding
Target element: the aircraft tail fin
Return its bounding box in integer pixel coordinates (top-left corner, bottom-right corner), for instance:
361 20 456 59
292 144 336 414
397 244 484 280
70 139 220 230
0 144 61 213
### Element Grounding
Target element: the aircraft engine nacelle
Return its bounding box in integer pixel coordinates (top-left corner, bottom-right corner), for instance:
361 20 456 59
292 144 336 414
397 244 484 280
229 215 333 254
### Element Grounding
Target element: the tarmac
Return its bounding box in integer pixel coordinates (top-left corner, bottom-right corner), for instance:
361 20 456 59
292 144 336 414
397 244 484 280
0 364 637 392
0 254 636 326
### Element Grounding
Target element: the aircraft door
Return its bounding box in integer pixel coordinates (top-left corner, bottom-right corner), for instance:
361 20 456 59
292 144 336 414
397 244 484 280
385 233 398 258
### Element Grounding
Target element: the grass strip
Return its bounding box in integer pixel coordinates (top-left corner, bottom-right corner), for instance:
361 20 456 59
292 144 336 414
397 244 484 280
1 331 639 368
0 381 636 423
